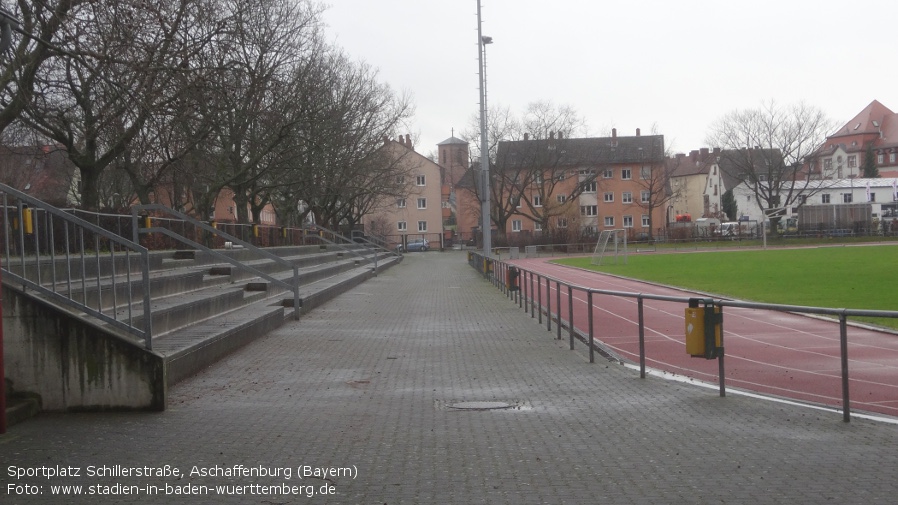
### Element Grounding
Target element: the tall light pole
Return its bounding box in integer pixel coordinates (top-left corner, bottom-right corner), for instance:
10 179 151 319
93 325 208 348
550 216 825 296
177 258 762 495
477 0 492 257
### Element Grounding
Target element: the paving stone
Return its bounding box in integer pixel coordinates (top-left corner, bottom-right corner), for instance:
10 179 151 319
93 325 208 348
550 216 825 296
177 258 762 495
1 251 897 504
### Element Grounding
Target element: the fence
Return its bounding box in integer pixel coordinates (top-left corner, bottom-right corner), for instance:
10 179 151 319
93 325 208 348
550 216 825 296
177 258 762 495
467 251 898 423
0 183 153 348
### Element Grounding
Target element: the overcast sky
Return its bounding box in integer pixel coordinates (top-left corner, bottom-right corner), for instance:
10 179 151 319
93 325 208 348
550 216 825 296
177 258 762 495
323 0 898 158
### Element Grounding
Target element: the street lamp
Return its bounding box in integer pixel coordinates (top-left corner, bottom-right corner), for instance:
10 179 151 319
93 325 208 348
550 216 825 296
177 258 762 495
477 0 492 257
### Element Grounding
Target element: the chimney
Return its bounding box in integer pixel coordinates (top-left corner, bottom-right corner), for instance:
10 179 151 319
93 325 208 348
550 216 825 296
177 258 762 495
549 131 555 140
636 128 641 137
700 147 709 158
405 134 413 151
612 128 617 139
524 133 529 141
558 131 563 139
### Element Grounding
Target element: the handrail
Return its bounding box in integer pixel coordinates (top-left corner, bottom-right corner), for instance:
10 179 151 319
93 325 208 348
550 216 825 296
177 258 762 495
132 204 300 320
469 251 898 422
307 224 399 274
0 184 153 348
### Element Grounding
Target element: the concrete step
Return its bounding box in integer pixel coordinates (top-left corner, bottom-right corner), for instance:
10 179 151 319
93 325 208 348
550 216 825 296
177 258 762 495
3 379 41 428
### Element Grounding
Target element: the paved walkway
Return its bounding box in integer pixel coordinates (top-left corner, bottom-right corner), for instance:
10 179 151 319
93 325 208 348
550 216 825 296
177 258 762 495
1 251 897 504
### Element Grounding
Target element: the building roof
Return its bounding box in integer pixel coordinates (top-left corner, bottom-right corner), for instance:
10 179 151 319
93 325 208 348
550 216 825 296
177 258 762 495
496 134 664 169
437 136 468 146
829 100 895 139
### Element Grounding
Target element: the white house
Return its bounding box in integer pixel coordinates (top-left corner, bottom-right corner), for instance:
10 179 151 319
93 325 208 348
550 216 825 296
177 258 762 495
732 177 898 225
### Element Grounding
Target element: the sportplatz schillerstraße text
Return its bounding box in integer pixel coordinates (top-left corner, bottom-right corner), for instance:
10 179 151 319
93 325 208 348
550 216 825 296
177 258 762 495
7 464 358 481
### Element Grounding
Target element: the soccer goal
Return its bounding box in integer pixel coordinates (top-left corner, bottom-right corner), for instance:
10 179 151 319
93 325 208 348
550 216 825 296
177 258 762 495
591 229 628 266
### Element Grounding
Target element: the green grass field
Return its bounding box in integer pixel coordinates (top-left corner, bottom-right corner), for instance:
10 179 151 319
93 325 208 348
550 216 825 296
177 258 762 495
554 245 898 329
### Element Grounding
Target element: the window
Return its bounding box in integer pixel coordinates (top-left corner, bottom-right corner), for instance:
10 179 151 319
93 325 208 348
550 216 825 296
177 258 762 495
623 215 634 228
534 221 543 232
640 166 651 180
512 219 522 232
891 153 896 163
621 168 632 180
603 169 613 178
842 193 852 203
622 192 633 204
642 215 650 227
397 221 407 231
604 216 615 227
641 190 651 203
416 175 426 186
583 181 597 193
534 173 543 184
878 154 885 164
397 198 406 208
583 225 597 236
396 176 405 185
603 192 614 203
556 194 567 203
870 192 876 202
533 195 542 207
848 155 857 168
556 217 568 228
824 158 832 170
822 194 831 204
418 221 427 232
417 198 427 209
581 205 598 217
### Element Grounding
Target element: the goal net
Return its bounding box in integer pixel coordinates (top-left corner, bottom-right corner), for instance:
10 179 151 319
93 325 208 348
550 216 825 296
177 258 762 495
590 229 627 266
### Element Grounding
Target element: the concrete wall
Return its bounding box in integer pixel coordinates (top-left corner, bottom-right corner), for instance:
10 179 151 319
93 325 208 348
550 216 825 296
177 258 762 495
2 284 165 411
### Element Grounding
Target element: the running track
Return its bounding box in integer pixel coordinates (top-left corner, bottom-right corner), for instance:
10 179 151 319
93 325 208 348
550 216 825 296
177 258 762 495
509 257 898 418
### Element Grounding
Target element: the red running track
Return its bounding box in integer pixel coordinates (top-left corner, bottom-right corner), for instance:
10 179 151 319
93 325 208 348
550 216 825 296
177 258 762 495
510 258 898 418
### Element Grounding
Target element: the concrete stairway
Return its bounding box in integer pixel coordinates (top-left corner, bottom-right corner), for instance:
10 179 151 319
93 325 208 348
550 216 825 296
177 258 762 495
2 241 402 418
137 244 401 386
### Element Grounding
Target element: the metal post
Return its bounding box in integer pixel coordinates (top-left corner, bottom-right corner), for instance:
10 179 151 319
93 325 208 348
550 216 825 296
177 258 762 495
556 280 562 340
568 285 575 350
537 275 542 324
545 277 551 332
530 272 536 318
477 0 492 260
637 295 646 379
587 291 595 363
840 312 851 422
717 305 726 397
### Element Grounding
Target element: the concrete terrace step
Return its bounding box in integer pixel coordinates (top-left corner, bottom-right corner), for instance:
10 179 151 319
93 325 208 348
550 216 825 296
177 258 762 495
153 253 402 386
4 238 403 413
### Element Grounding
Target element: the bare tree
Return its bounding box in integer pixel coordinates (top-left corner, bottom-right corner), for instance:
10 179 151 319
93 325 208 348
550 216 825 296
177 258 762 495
0 0 84 133
463 101 591 242
633 137 675 240
16 0 218 210
285 48 413 230
706 100 836 230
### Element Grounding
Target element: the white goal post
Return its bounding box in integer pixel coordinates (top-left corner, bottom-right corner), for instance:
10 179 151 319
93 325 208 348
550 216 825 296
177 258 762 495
591 229 628 266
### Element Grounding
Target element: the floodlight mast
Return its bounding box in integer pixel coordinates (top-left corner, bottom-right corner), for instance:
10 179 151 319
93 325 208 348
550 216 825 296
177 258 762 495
477 0 492 258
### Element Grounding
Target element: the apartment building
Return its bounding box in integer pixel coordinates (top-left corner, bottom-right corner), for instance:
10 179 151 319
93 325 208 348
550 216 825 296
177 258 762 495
361 135 445 247
455 129 668 242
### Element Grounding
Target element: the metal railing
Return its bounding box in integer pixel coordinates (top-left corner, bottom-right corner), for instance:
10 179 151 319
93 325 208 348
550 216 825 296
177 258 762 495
468 251 898 422
307 224 399 271
0 184 153 348
132 204 302 320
